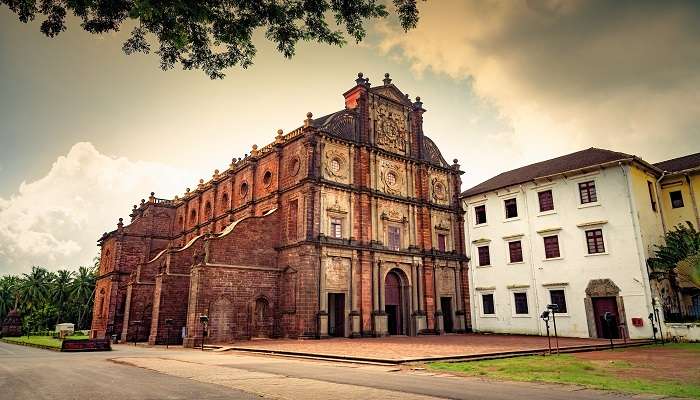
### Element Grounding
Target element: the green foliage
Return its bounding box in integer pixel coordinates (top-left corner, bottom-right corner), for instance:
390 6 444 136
0 264 98 333
1 0 424 79
648 221 700 285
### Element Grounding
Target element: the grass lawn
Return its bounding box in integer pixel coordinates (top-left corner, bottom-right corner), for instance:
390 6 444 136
429 343 700 399
3 334 89 349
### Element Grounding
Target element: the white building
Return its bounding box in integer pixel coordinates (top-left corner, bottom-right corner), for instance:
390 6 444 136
461 148 667 340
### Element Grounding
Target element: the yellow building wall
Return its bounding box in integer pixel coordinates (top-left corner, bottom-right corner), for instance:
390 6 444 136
659 172 700 230
628 164 665 257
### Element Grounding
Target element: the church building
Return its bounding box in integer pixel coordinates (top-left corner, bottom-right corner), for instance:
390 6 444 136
90 73 469 346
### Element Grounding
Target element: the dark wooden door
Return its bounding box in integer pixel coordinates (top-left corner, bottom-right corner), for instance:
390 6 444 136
592 297 619 339
385 271 402 335
441 297 454 333
328 293 345 337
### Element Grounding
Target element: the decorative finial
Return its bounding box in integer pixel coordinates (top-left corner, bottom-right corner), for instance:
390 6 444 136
117 218 124 229
383 73 392 85
453 158 458 164
304 112 313 127
141 199 145 204
133 205 137 210
199 179 204 184
150 192 155 196
355 72 365 86
186 187 190 193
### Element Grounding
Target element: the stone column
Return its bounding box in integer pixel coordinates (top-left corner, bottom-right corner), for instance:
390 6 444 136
318 257 329 338
350 253 361 337
434 265 444 333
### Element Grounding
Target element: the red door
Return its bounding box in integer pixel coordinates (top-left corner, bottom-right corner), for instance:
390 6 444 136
592 297 619 339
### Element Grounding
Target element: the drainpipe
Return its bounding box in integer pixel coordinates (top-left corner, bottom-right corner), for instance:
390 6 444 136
520 184 541 335
620 162 654 338
685 173 700 228
655 171 668 234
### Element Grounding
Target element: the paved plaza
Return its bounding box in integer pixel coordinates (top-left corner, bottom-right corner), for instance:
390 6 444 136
229 333 645 362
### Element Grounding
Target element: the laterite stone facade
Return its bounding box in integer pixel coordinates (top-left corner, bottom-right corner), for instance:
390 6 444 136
90 74 469 346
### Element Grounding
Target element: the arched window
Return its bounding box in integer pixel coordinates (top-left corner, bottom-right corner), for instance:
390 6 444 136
240 182 249 198
190 209 197 223
255 297 269 320
204 201 212 219
263 171 273 187
222 193 229 207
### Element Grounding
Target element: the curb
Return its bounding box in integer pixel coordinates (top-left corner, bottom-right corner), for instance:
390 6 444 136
0 338 61 351
226 340 655 365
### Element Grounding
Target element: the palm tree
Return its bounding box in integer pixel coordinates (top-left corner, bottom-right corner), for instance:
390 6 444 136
71 265 97 329
19 266 52 314
0 276 21 322
648 222 700 311
51 270 74 323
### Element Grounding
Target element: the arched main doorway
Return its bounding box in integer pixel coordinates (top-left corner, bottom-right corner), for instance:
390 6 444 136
385 269 408 335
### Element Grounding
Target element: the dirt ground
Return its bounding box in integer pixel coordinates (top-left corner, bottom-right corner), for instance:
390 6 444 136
231 333 639 361
574 344 700 384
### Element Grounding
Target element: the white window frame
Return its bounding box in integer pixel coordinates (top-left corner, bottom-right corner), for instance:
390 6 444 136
573 174 601 209
478 290 497 318
500 194 520 222
472 201 488 228
504 236 525 265
546 286 570 317
580 224 609 256
535 187 557 216
510 288 531 318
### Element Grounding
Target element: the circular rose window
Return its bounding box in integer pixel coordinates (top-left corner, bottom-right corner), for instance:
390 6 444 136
289 157 300 176
240 182 249 197
385 171 397 187
263 170 272 187
330 158 341 173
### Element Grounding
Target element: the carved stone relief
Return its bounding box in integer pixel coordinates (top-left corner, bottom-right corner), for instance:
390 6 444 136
431 176 449 204
324 146 349 182
325 257 350 291
439 268 456 295
375 102 407 154
379 159 405 196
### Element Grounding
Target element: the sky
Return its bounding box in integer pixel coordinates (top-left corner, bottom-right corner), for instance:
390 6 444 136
1 0 699 275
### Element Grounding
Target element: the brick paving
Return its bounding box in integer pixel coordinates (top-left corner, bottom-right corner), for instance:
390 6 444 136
231 334 641 361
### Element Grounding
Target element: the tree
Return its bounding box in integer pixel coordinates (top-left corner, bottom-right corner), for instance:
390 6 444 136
19 266 52 314
71 265 97 330
648 222 700 311
0 276 22 321
51 269 74 323
2 0 423 79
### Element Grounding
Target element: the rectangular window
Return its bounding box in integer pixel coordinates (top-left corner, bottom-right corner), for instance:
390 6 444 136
543 235 560 259
585 229 606 254
549 290 568 313
437 234 447 252
578 181 597 204
475 205 487 225
508 240 523 263
504 198 518 219
514 292 529 314
388 226 401 251
538 190 554 212
477 245 491 266
288 200 298 240
482 294 495 315
670 190 684 208
647 181 657 212
330 218 342 239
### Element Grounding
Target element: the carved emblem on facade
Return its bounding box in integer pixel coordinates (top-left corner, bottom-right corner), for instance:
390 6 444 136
439 268 456 294
326 257 349 290
324 149 348 180
375 103 407 153
380 161 404 196
431 177 448 202
327 198 347 214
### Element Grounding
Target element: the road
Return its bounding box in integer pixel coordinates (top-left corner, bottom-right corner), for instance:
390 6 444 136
0 341 665 400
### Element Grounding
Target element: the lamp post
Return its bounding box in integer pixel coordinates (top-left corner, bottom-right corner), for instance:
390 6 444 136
199 314 209 351
547 304 560 354
540 310 552 355
165 318 173 349
652 297 665 345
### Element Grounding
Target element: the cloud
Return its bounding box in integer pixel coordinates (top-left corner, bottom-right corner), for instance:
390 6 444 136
0 142 194 275
375 0 700 184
